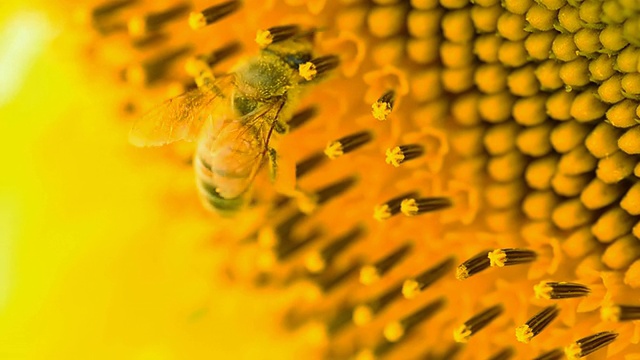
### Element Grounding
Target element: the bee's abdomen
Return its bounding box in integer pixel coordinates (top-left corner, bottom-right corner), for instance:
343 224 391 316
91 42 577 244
194 151 245 214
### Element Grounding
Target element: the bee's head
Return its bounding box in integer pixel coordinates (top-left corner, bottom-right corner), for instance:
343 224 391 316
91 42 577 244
262 31 315 70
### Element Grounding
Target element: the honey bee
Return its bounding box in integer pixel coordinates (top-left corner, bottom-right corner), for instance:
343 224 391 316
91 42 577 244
129 26 338 215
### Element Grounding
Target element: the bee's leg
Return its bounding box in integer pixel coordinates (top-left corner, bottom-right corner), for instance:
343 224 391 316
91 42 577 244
268 147 278 182
274 120 289 135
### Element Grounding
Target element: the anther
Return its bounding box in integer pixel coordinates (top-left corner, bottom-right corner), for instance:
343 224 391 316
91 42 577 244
601 304 640 321
128 3 190 36
534 348 564 360
515 305 559 344
400 197 452 216
299 55 340 81
131 33 168 49
90 0 137 21
385 144 424 167
255 25 300 48
488 248 537 267
372 90 396 121
403 257 454 299
295 152 325 180
276 227 323 261
288 105 318 131
312 262 360 293
360 243 412 285
324 131 373 159
453 304 504 343
305 226 364 273
189 0 240 30
456 250 492 280
185 42 241 77
326 305 354 335
383 298 445 342
274 211 306 244
296 177 357 214
125 46 191 86
353 283 403 326
534 281 591 300
373 191 419 221
564 331 619 359
488 347 514 360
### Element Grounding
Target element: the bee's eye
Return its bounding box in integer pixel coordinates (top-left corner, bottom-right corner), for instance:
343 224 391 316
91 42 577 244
283 53 312 69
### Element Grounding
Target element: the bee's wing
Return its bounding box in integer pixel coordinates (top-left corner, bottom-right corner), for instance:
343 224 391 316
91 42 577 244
129 75 234 147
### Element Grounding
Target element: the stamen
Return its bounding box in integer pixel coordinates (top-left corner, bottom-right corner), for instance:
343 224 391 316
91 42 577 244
276 227 323 261
360 243 412 285
383 298 445 342
403 257 454 299
295 152 325 180
299 55 340 81
456 250 492 280
288 105 318 131
601 304 640 321
305 226 364 273
373 191 419 221
515 305 560 344
385 144 424 167
564 331 619 359
189 0 240 30
353 283 403 326
255 25 300 48
274 211 306 244
185 42 241 77
128 3 191 36
324 131 373 159
400 197 452 216
453 304 504 343
125 46 191 86
296 177 357 214
312 262 360 293
326 305 353 335
90 0 137 21
488 248 538 267
534 349 564 360
488 347 514 360
534 281 591 300
131 33 168 49
371 90 396 121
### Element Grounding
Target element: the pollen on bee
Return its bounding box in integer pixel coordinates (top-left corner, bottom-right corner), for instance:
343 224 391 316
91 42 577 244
360 243 412 286
373 191 418 221
128 3 190 37
385 144 424 167
515 305 559 344
564 331 619 359
400 197 452 216
255 25 300 48
534 281 591 300
456 250 492 280
453 304 504 343
601 304 640 322
402 257 454 299
488 248 537 267
324 131 373 159
299 55 340 81
371 90 395 121
189 0 240 30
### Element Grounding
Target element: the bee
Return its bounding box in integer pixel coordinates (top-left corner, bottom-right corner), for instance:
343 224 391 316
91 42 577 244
129 26 339 215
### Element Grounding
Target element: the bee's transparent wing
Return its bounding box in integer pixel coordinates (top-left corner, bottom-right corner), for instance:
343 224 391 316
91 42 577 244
129 75 234 147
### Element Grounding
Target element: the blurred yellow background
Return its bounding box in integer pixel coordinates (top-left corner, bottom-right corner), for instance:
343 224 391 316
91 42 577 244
0 2 299 359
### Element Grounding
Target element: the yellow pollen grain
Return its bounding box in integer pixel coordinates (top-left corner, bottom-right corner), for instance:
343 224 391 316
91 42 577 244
453 325 471 343
298 62 317 81
385 147 405 167
254 29 273 48
373 204 392 222
324 141 344 159
488 249 507 267
564 343 582 360
600 304 621 322
400 198 419 216
188 11 207 30
360 265 380 285
372 101 392 121
353 305 373 326
383 321 405 342
402 279 420 299
515 325 534 344
534 281 553 300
